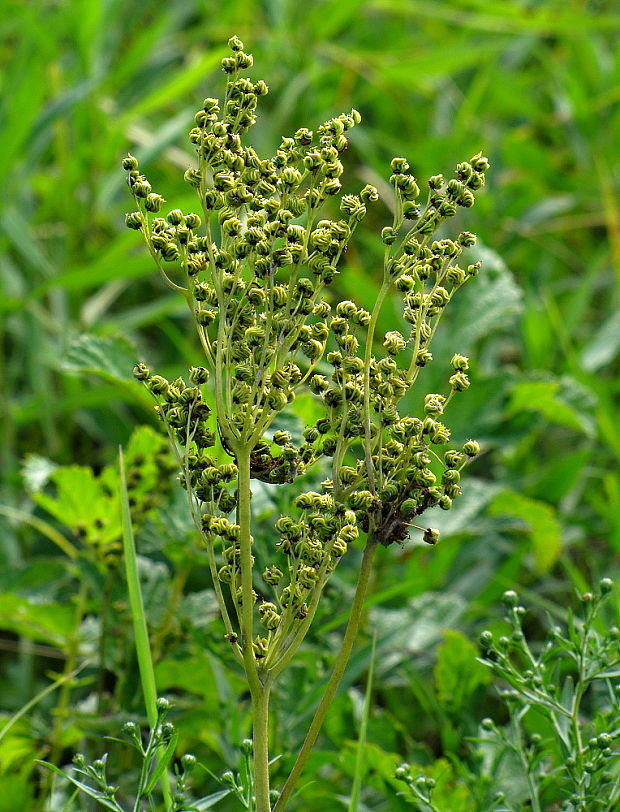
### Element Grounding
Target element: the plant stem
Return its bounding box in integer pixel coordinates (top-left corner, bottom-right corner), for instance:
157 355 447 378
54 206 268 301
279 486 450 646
236 448 272 810
236 448 261 695
362 280 390 494
274 536 378 811
252 683 272 812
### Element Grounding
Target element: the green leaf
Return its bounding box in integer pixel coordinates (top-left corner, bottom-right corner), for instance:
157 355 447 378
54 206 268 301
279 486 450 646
192 789 233 809
0 593 74 645
32 465 121 550
581 308 620 372
143 729 179 795
61 333 138 382
435 630 491 714
488 490 562 573
438 244 522 351
507 378 590 434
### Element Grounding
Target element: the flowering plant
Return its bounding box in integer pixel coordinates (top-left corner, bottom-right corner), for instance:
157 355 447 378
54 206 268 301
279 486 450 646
123 35 487 811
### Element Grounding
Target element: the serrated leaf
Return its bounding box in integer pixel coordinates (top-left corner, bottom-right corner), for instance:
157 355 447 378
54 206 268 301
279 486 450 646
0 593 74 645
507 376 594 435
488 490 562 573
61 333 137 381
32 465 121 549
435 630 491 713
439 244 522 351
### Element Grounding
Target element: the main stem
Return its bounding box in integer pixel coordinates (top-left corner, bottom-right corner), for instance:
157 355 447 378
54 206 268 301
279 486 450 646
274 536 378 811
252 682 272 812
236 448 272 811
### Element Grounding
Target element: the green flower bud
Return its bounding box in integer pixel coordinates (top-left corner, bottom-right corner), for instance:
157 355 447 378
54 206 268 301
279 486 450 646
439 494 452 510
161 243 180 262
132 180 151 198
422 527 440 545
125 212 142 230
253 636 269 659
356 186 377 207
449 371 470 391
166 209 184 226
263 565 284 585
415 349 433 367
462 439 480 457
349 490 377 510
258 601 280 630
228 35 244 51
443 450 463 468
122 154 139 171
390 157 409 174
394 763 410 781
189 366 210 384
479 630 493 648
383 330 407 355
133 362 151 381
182 753 197 770
185 212 201 229
502 590 519 607
145 193 165 213
298 566 318 589
147 375 170 396
450 353 469 370
428 174 444 190
381 226 397 245
470 152 490 172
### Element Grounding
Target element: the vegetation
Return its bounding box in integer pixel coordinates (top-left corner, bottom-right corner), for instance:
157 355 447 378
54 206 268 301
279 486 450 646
1 2 619 810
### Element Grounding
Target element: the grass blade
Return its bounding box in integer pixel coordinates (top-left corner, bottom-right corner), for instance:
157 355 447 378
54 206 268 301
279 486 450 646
119 447 171 805
348 632 376 812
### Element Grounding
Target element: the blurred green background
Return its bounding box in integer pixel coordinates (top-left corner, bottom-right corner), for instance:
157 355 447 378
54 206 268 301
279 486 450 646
1 0 620 809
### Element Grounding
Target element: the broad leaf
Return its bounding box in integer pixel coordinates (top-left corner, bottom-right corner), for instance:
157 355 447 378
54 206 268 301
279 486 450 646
488 490 562 573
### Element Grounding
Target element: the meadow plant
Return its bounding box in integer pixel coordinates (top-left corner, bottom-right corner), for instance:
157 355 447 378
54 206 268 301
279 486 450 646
393 581 620 812
53 36 490 811
477 582 620 812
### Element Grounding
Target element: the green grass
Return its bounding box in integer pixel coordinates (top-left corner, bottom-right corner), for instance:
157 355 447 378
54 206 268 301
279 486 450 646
1 0 620 809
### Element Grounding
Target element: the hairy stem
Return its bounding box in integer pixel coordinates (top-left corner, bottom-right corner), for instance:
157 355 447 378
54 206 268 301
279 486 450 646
274 536 378 811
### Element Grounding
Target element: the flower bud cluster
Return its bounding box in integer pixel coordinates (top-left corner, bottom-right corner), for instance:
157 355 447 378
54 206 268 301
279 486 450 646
125 36 488 666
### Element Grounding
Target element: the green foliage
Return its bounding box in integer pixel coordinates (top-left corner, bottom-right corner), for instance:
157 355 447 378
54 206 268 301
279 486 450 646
476 583 620 812
434 629 491 715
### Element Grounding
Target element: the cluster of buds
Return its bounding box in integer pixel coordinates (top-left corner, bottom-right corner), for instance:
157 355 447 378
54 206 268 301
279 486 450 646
126 36 488 667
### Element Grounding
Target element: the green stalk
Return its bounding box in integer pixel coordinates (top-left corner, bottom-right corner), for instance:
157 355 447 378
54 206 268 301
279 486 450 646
362 280 391 494
348 632 376 812
252 683 272 812
119 448 172 807
274 536 378 812
235 447 271 811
